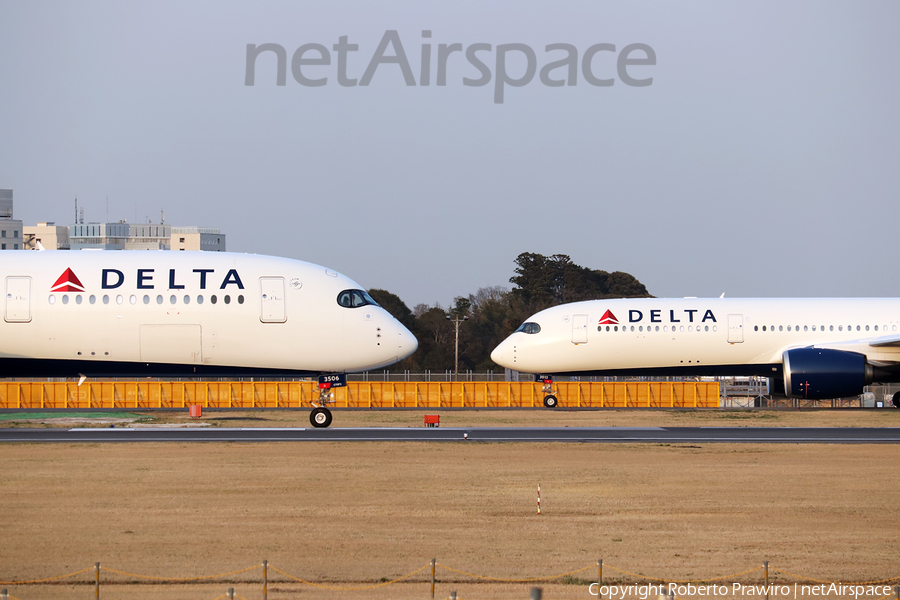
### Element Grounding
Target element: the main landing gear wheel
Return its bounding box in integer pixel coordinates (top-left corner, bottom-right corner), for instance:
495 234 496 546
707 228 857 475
310 407 333 428
893 391 900 409
543 395 558 408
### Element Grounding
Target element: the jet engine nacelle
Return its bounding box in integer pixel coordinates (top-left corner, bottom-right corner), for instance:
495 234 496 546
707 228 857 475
782 348 872 399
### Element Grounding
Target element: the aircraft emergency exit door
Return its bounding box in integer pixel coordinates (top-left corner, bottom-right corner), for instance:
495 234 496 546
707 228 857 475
572 314 589 343
727 314 744 343
259 277 287 323
5 277 31 323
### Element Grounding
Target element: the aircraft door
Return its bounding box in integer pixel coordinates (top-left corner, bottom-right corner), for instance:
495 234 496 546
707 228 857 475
727 314 743 343
572 314 588 344
259 277 287 323
5 277 32 323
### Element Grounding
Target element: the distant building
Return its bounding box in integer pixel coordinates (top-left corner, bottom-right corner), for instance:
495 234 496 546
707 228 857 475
69 221 130 250
0 189 11 218
170 227 226 251
125 223 171 250
24 222 70 250
11 192 227 251
0 189 24 250
65 221 225 251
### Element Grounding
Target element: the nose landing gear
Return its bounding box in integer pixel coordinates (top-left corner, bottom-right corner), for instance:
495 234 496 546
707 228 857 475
536 374 559 408
310 389 334 428
310 374 345 428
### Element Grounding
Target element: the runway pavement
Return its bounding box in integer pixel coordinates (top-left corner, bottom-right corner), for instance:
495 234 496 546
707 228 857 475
1 426 899 443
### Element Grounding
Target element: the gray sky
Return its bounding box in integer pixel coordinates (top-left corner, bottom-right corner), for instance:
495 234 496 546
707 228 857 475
2 1 898 308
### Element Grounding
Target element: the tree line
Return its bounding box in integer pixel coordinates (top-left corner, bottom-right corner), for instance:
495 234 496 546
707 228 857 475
368 252 652 372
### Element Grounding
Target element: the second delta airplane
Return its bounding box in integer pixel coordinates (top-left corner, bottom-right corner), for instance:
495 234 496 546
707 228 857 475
491 297 900 407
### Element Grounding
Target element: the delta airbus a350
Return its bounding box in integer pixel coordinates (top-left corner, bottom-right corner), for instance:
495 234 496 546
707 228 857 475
1 250 418 427
491 297 900 407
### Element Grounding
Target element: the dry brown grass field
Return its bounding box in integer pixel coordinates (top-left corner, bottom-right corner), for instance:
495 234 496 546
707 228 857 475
1 409 899 599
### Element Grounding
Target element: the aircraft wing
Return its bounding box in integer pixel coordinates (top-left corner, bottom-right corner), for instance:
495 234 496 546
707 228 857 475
868 335 900 348
805 335 900 368
803 335 900 352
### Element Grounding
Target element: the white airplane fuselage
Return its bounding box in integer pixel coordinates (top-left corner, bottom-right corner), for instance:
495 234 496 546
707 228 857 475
0 251 417 377
491 298 900 399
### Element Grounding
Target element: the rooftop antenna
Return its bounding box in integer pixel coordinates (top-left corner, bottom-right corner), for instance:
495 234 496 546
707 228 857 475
161 209 165 224
74 197 77 223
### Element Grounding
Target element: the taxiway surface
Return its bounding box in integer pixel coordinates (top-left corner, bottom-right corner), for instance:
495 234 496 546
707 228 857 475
1 426 899 443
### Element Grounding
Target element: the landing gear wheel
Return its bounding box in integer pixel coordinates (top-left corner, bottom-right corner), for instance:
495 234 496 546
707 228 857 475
893 391 900 409
543 395 558 408
310 407 333 428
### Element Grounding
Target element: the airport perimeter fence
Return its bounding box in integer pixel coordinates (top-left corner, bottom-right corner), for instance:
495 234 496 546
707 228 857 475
1 376 886 411
2 560 900 600
0 379 720 409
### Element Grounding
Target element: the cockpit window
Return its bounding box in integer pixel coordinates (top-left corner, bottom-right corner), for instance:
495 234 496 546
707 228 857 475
337 289 381 309
515 322 541 334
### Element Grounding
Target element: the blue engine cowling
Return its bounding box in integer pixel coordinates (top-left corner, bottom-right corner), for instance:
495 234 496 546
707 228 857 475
782 348 872 399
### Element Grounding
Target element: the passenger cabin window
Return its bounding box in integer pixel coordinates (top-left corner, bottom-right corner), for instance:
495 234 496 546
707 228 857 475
515 322 541 334
337 289 381 309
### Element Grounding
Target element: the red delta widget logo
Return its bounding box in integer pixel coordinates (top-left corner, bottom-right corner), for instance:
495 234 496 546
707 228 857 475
50 268 86 293
598 310 619 325
49 268 245 292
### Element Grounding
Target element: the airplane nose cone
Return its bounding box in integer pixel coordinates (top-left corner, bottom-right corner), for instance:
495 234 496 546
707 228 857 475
398 324 418 360
490 337 516 370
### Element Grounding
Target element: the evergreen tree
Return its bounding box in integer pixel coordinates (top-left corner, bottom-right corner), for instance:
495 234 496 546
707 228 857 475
365 253 651 372
368 288 415 330
510 252 650 310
